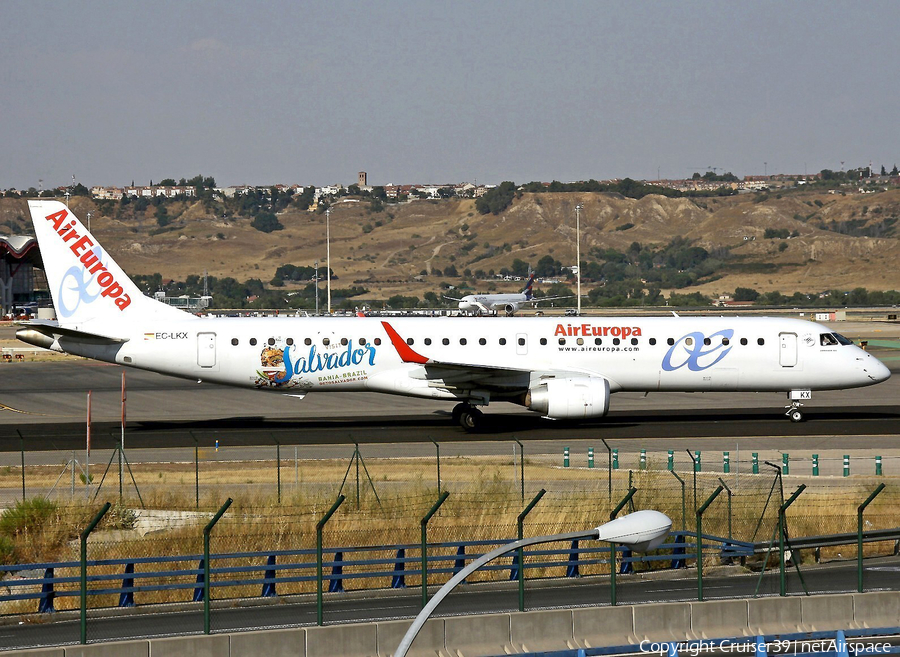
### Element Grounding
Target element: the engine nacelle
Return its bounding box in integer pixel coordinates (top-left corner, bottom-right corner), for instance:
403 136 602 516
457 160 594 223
525 376 610 420
504 302 520 316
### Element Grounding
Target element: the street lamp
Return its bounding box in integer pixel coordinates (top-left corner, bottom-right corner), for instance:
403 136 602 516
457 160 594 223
395 509 672 657
325 207 331 314
575 203 583 315
314 260 319 316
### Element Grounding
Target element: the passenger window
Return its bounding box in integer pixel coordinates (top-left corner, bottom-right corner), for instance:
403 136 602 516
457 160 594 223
442 338 450 345
406 338 414 345
322 338 330 346
374 338 382 346
479 338 486 345
518 337 525 346
268 338 276 346
460 338 467 345
559 338 566 345
424 338 432 345
667 338 675 346
613 338 620 345
304 338 312 346
577 338 584 346
740 338 748 346
649 338 656 345
359 338 367 346
703 337 711 346
286 338 294 346
757 338 765 346
540 338 547 345
722 338 729 346
231 338 239 346
631 338 638 345
595 338 602 345
499 338 507 345
250 338 257 346
685 337 693 346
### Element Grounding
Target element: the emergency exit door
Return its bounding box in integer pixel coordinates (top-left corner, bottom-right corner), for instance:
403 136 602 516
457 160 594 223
779 332 797 367
197 332 217 367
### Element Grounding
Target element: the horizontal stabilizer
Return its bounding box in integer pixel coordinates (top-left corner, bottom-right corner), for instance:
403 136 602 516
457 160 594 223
15 320 129 347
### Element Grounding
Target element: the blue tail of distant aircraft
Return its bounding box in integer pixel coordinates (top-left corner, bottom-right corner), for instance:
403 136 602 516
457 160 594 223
522 273 536 300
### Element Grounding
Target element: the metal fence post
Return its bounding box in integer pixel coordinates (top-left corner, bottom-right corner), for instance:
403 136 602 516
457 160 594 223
609 487 637 606
723 451 730 474
276 440 281 504
317 495 345 625
421 491 450 608
668 450 674 471
81 502 112 645
812 454 819 477
517 488 546 611
204 497 232 635
844 455 850 477
779 485 806 596
640 449 646 470
876 456 883 477
717 477 733 541
752 452 759 475
858 483 886 592
563 446 569 468
588 447 594 469
80 502 111 645
431 439 441 495
612 449 618 470
696 486 724 602
782 453 789 475
670 470 686 532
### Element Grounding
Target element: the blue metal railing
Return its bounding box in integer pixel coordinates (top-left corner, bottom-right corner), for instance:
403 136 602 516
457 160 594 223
0 531 747 614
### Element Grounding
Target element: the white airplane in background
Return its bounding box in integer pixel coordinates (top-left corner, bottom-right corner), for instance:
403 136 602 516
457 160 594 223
444 272 573 315
17 200 891 431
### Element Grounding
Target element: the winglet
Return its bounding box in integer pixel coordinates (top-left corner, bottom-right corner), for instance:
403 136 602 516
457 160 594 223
381 321 429 364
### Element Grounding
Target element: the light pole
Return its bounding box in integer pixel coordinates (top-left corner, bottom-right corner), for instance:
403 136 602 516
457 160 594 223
395 510 672 657
314 260 319 316
325 208 331 314
86 212 91 233
575 203 583 315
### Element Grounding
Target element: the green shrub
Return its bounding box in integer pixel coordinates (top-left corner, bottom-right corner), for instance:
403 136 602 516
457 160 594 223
0 498 58 536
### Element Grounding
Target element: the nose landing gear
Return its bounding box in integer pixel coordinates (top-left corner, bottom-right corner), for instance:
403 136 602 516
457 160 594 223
785 390 811 422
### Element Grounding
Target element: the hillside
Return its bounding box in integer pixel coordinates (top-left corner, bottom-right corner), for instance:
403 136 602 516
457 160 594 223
2 187 899 303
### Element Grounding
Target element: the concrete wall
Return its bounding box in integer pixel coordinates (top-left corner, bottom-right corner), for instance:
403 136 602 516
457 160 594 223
4 591 898 657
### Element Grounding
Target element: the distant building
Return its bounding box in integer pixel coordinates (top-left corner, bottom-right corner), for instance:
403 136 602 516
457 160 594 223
358 171 367 187
0 235 47 317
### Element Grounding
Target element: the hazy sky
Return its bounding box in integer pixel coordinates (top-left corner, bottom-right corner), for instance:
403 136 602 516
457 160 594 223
3 1 898 189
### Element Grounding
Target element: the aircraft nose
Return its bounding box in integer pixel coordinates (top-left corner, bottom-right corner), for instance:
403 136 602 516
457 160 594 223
865 355 892 383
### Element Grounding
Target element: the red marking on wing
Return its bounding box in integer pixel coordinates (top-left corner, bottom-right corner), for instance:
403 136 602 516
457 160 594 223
381 321 429 364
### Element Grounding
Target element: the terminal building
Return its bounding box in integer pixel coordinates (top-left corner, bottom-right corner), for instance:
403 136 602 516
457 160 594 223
0 235 48 319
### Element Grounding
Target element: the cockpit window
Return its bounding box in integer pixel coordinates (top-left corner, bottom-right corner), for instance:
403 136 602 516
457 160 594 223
833 332 853 346
820 333 839 346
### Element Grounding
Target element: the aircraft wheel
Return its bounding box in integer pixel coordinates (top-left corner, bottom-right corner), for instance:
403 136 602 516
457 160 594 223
451 403 468 425
458 407 484 432
788 409 804 423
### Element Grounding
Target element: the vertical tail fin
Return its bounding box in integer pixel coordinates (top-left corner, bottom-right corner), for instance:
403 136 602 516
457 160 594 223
522 272 536 300
27 200 191 327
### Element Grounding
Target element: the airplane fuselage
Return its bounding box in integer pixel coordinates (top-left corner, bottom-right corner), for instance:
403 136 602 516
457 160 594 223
45 315 888 403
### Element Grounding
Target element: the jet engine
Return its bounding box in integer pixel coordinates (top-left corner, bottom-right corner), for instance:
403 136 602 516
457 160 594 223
525 376 610 420
504 302 520 316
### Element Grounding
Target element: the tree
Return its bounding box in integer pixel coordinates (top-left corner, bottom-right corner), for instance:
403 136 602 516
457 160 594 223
251 212 284 233
733 287 760 302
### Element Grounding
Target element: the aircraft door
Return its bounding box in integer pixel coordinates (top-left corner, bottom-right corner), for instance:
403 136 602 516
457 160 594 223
516 333 528 356
779 332 797 367
197 332 217 368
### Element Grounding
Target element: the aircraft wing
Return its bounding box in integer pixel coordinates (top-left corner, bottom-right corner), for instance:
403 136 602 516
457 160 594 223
380 320 595 392
531 295 574 303
442 295 463 302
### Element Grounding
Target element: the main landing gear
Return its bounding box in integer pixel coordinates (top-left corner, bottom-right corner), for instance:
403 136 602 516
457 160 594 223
452 403 484 431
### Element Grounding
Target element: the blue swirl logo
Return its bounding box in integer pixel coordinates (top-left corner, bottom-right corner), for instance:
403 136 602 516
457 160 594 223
57 246 106 319
661 329 734 371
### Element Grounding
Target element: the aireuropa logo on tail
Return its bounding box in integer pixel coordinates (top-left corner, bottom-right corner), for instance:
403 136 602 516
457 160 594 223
45 209 132 316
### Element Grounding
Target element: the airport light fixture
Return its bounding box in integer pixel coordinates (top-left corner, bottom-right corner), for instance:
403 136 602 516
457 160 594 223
575 203 583 315
325 208 331 314
395 509 672 657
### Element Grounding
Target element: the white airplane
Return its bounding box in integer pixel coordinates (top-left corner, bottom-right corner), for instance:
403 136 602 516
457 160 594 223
17 200 891 431
444 273 573 315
